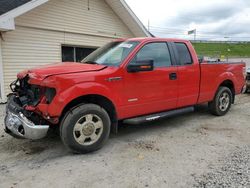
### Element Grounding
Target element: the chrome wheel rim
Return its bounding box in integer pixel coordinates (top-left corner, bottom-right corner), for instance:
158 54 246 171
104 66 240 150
73 114 103 146
219 92 230 112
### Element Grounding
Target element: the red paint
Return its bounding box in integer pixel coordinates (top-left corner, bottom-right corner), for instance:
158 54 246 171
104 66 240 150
24 105 36 111
16 38 246 122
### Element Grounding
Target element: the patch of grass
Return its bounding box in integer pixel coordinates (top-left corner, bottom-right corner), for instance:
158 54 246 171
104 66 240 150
192 42 250 58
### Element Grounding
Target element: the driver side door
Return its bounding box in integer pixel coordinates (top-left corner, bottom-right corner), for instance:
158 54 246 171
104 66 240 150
120 42 178 119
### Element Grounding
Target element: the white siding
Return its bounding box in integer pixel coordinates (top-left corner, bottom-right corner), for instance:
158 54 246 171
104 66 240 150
15 0 134 38
0 38 5 103
1 0 135 97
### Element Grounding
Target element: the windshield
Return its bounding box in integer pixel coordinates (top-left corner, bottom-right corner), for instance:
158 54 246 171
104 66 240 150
81 41 139 66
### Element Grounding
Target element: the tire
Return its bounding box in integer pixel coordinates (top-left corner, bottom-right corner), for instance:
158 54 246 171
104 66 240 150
60 104 111 154
208 86 233 116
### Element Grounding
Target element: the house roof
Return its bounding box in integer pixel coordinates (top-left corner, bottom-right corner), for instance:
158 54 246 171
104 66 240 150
0 0 31 16
0 0 150 37
0 0 49 31
107 0 151 37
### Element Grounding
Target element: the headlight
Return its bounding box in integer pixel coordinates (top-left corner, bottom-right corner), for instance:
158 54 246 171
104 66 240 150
44 88 56 104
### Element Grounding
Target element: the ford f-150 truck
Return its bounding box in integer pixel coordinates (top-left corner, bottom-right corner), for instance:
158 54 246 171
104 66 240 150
4 38 246 153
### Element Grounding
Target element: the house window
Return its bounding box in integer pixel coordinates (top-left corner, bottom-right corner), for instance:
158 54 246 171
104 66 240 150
62 46 97 62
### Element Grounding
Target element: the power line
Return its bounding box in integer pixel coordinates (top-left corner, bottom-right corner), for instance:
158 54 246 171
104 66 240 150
150 26 227 35
148 25 250 40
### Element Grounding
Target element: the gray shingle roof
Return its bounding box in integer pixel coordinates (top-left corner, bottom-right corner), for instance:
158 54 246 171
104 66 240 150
0 0 31 16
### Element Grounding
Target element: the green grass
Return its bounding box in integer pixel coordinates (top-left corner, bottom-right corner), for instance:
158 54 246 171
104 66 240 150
192 42 250 58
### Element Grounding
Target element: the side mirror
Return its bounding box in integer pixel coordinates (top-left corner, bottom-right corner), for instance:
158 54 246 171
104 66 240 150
127 60 154 73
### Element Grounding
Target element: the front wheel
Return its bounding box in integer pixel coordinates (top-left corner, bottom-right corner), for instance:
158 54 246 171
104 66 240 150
208 87 233 116
60 104 111 153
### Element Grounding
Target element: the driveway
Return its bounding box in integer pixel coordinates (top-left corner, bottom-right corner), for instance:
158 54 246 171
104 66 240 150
0 94 250 188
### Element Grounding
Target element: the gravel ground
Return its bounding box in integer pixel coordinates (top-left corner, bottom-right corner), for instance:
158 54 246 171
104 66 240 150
0 94 250 188
193 145 250 188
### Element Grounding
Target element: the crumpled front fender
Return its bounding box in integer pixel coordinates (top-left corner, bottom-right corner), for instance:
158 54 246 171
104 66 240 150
36 82 120 119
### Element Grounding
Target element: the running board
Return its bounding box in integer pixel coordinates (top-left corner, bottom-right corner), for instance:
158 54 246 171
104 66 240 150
123 106 194 125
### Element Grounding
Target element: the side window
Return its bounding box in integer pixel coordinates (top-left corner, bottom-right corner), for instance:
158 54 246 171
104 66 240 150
175 43 193 65
131 43 172 67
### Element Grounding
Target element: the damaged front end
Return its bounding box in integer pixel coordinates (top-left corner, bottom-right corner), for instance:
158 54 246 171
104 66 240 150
4 76 56 140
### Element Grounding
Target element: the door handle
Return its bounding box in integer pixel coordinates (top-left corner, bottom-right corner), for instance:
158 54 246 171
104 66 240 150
169 73 177 80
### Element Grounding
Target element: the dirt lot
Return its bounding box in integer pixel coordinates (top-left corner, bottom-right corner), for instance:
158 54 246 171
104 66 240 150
0 94 249 188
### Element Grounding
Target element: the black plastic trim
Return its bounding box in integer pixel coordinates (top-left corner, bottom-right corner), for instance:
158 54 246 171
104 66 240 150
123 106 194 125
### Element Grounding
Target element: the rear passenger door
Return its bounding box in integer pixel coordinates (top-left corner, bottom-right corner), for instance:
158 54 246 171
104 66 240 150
121 42 178 118
171 42 200 107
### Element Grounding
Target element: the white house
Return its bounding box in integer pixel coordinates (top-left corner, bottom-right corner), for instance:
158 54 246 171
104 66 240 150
0 0 150 103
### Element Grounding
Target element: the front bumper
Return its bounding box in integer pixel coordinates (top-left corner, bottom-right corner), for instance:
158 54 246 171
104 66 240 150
4 96 49 140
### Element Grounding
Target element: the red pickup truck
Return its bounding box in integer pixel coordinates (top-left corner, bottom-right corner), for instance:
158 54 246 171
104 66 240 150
4 38 246 153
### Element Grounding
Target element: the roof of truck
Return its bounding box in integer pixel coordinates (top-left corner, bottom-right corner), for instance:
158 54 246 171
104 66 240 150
115 37 190 43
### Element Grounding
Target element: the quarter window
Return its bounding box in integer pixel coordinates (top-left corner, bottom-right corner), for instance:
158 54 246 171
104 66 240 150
131 43 172 67
175 43 193 65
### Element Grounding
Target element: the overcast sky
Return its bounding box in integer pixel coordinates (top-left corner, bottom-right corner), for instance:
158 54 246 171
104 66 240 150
126 0 250 41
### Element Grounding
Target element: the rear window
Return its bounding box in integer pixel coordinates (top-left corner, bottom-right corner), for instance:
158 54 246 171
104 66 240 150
175 43 193 65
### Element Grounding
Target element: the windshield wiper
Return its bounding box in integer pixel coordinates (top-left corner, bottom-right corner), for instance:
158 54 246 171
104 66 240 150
83 61 99 65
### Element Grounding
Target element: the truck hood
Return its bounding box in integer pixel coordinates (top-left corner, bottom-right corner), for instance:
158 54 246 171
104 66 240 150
17 62 107 80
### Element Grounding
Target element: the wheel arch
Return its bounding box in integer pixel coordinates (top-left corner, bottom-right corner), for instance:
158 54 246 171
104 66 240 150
218 79 235 103
60 94 118 133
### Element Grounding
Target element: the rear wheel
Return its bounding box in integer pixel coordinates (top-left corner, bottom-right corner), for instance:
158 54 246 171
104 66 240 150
60 104 111 153
208 87 233 116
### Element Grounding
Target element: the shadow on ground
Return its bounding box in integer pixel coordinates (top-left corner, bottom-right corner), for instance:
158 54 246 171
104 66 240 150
1 104 210 159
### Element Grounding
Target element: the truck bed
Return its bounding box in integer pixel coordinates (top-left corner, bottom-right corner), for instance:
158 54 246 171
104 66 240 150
198 62 245 103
